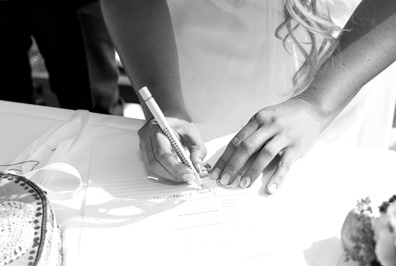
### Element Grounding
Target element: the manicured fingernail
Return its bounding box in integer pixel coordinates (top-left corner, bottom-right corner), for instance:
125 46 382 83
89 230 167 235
267 183 278 194
240 177 251 189
210 168 221 180
220 173 230 186
182 174 196 182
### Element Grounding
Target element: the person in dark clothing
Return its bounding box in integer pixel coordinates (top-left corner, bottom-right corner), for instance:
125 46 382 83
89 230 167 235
0 0 124 115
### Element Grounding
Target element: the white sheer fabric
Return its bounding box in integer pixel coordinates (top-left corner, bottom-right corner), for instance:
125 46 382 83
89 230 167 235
324 0 396 149
167 0 396 149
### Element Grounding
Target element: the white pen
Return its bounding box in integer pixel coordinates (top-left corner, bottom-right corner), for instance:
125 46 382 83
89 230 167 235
139 86 204 189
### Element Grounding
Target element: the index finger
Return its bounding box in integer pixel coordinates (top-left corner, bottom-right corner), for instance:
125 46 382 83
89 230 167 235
150 130 197 182
218 128 276 186
210 121 258 181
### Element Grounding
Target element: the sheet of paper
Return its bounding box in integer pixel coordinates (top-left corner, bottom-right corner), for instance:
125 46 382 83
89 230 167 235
80 132 276 264
79 131 396 266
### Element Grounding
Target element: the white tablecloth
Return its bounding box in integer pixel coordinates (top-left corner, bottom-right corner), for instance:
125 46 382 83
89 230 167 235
1 100 395 266
0 101 143 265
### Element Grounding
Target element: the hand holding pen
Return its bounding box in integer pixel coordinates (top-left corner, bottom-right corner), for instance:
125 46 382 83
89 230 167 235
138 86 209 187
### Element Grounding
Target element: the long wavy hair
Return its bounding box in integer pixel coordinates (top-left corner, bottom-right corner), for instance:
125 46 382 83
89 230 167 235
276 0 342 95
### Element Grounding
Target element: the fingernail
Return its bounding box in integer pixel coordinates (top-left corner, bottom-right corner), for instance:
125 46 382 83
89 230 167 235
210 168 221 180
196 159 203 173
267 183 278 194
220 173 230 186
204 163 212 173
240 177 251 189
200 172 210 178
182 174 196 182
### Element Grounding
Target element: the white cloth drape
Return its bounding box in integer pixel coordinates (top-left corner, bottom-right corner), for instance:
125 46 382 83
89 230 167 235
167 0 396 149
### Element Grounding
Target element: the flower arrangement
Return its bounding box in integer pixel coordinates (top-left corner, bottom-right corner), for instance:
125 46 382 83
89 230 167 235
341 195 396 266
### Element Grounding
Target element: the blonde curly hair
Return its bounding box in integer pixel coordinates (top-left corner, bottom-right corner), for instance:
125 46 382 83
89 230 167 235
276 0 342 95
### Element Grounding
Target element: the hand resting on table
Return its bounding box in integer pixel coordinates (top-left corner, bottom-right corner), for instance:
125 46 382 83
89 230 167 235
211 96 326 194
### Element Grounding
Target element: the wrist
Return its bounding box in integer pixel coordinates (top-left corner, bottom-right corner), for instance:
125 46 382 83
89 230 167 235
291 93 337 131
137 85 187 121
162 106 192 122
141 104 190 122
295 83 351 126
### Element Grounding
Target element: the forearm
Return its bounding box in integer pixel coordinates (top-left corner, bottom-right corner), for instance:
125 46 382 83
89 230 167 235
100 0 185 119
298 0 396 125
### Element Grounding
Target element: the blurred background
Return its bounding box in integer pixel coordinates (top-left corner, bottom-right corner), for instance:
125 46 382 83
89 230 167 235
29 38 142 116
1 1 144 119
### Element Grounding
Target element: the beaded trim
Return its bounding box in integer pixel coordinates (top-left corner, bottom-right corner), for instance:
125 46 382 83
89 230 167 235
0 201 35 266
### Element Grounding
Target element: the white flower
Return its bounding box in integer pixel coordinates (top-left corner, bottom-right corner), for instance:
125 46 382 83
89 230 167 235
373 204 396 266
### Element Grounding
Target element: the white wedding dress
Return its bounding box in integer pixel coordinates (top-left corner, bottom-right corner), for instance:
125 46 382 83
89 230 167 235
167 0 396 149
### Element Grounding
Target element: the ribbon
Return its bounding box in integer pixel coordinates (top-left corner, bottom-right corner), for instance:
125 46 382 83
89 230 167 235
6 110 89 201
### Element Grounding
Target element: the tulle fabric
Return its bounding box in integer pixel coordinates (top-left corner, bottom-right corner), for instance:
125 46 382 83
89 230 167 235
167 0 396 149
168 0 293 125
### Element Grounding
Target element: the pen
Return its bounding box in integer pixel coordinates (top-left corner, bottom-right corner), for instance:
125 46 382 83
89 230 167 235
139 86 204 189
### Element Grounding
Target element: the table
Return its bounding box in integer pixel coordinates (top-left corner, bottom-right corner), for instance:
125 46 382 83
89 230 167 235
0 100 144 265
1 100 395 266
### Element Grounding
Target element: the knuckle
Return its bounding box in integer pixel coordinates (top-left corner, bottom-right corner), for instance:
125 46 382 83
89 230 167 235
153 149 167 160
247 167 261 178
138 125 154 139
270 116 279 125
230 135 244 149
262 145 278 158
273 167 290 183
146 158 158 169
270 117 284 128
215 158 227 170
225 163 237 173
252 112 266 125
274 174 285 183
239 138 255 152
280 160 292 173
272 173 283 184
249 114 260 126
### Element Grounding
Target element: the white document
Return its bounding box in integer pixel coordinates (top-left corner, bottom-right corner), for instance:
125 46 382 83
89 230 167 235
79 131 396 266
